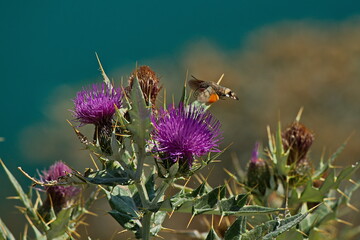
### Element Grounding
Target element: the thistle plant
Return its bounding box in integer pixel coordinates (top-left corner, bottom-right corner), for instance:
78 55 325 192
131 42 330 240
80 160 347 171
1 58 359 240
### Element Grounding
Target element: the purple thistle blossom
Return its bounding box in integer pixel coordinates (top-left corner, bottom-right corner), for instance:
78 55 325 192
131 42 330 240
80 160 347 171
72 83 123 126
151 104 222 168
41 161 80 212
250 142 262 165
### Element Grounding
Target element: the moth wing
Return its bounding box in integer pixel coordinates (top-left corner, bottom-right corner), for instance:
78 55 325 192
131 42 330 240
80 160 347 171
188 77 221 104
195 86 217 103
188 79 208 91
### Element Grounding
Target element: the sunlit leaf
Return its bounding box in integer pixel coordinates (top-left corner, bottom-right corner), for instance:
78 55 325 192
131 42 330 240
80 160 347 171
205 228 221 240
46 208 72 240
241 213 308 240
193 186 226 215
300 182 323 202
106 186 141 237
150 211 167 236
224 216 247 240
0 217 15 240
127 77 151 147
84 164 133 186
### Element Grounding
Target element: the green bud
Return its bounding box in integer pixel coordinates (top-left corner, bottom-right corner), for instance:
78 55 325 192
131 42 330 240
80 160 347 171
247 143 271 196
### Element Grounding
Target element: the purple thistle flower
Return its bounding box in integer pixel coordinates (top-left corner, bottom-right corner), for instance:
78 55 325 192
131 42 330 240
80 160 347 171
72 83 123 126
151 104 222 168
251 142 260 164
41 161 80 213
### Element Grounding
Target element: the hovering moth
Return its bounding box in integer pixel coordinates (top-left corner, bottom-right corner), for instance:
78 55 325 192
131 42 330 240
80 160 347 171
188 76 239 104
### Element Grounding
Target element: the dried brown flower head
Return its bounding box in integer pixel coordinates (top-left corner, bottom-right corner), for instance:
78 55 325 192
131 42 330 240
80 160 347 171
282 121 315 165
127 66 162 106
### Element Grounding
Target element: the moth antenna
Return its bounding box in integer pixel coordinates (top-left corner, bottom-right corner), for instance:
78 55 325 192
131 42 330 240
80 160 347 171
191 75 200 80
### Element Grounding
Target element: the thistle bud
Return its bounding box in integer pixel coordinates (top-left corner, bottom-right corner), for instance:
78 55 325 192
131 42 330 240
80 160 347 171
40 161 81 216
282 122 314 165
246 143 271 196
127 66 162 107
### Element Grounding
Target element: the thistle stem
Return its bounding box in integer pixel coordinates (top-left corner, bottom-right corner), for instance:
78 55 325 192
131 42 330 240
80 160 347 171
133 146 150 206
285 177 290 217
150 178 173 207
280 175 290 217
141 211 153 240
133 147 152 238
135 181 150 208
135 148 146 181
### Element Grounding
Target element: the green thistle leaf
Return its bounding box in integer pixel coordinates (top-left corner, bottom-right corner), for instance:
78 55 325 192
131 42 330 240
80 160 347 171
300 181 360 235
108 210 141 238
319 169 336 194
193 186 226 215
333 162 359 188
127 77 151 148
159 186 280 217
0 217 15 240
274 122 290 176
313 139 349 179
0 159 32 211
0 160 49 232
107 186 139 218
300 162 359 202
133 173 156 207
179 72 189 105
46 208 72 240
205 228 221 240
275 229 304 240
300 182 323 202
106 186 141 237
224 216 247 240
219 194 248 215
241 213 308 240
190 182 212 198
84 161 133 186
150 211 167 236
224 205 281 216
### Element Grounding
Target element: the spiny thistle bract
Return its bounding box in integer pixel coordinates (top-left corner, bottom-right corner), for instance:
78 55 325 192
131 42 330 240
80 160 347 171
1 61 359 240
